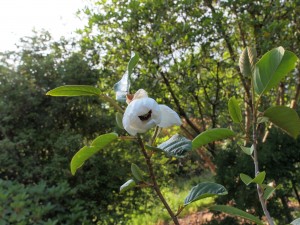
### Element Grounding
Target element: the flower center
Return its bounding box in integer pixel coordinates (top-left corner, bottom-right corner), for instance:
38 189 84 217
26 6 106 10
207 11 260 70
138 110 152 121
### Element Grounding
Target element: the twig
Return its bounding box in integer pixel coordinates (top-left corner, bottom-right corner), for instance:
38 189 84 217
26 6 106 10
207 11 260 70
137 135 180 225
251 83 275 225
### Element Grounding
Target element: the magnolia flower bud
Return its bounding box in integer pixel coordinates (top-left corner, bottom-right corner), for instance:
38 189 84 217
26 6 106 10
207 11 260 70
122 89 182 136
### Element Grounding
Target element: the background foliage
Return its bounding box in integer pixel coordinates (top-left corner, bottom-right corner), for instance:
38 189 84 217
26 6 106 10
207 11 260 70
0 0 299 224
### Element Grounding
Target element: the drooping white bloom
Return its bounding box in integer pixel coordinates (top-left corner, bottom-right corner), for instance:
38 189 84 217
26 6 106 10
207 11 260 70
122 89 182 136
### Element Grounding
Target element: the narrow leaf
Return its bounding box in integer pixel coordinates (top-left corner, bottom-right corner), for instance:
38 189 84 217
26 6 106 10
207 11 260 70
184 182 227 206
128 52 139 77
157 134 192 158
131 163 144 181
264 106 300 138
120 179 136 193
192 128 235 150
239 145 254 155
239 47 257 77
70 133 118 175
210 205 263 225
254 46 298 95
228 97 242 123
46 85 101 96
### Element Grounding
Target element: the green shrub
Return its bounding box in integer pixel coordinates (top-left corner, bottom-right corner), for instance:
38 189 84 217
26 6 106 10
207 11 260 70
0 179 89 225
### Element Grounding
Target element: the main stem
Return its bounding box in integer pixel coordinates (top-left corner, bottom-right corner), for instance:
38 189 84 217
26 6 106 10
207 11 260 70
251 89 274 225
137 135 180 225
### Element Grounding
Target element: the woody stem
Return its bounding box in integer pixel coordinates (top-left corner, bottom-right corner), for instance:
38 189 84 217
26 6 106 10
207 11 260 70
137 135 180 225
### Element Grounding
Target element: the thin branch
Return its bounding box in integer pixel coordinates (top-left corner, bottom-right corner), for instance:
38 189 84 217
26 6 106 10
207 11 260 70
137 135 180 225
251 81 275 225
159 70 200 135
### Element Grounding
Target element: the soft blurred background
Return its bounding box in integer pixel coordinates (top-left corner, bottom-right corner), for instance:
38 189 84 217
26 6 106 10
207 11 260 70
0 0 299 224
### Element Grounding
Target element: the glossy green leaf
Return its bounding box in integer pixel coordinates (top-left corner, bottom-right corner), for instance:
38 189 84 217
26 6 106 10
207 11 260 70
184 182 227 206
253 46 298 95
210 205 263 225
115 112 124 129
70 133 118 175
120 179 136 193
128 52 139 76
46 85 101 96
157 134 192 158
240 171 266 186
228 97 242 123
290 218 300 225
239 145 254 155
131 163 144 181
239 47 257 77
192 128 235 150
264 106 300 139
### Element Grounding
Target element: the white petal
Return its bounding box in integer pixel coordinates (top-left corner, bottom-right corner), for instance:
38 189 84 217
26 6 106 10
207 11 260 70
157 105 182 128
122 97 161 135
132 89 148 100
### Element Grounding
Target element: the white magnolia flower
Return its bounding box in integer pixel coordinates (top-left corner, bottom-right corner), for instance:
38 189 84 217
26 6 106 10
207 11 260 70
122 89 182 136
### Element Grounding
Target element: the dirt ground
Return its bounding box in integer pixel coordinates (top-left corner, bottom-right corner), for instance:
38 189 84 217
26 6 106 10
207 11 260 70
156 211 213 225
178 211 213 225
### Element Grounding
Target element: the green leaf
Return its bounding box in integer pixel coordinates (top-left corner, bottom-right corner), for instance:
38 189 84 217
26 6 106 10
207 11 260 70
144 144 163 152
264 106 300 139
70 133 118 175
210 205 263 225
46 85 101 96
157 134 192 158
228 97 242 123
263 186 276 200
128 52 139 77
115 112 124 129
120 179 136 193
192 128 235 150
252 171 266 184
290 218 300 225
240 173 253 185
240 171 266 186
184 182 227 206
239 145 254 155
262 184 282 200
257 117 269 124
131 163 144 181
113 52 139 102
253 46 298 95
239 47 257 77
